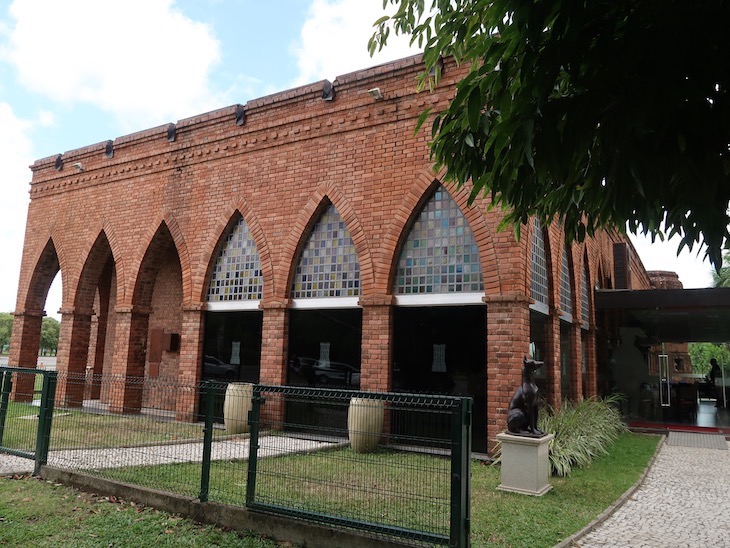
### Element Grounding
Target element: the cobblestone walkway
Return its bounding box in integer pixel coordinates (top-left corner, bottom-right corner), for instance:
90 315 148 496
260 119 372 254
576 436 730 547
1 435 335 476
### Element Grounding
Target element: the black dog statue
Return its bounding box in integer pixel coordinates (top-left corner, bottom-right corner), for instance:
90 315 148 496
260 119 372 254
507 356 545 436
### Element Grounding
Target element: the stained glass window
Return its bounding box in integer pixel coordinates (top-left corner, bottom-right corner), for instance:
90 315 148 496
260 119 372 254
531 219 549 305
581 262 590 325
560 244 573 316
291 204 360 298
207 217 263 301
394 187 484 294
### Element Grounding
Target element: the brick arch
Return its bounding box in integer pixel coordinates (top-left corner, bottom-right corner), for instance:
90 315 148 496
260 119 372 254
128 213 191 308
275 184 374 299
196 198 275 304
21 236 63 315
379 174 499 296
73 229 122 314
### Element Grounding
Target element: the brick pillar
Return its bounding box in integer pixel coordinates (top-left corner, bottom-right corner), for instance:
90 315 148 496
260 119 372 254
583 330 598 398
484 295 530 452
545 311 562 409
89 310 107 400
569 322 583 402
259 302 289 385
176 305 205 421
8 310 44 402
258 301 289 427
359 295 393 392
108 306 149 414
55 309 93 408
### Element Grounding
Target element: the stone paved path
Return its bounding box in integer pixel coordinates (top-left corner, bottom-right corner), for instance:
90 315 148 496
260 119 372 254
1 435 335 476
576 437 730 547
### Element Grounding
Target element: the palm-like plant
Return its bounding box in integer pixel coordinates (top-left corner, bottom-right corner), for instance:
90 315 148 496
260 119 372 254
712 253 730 288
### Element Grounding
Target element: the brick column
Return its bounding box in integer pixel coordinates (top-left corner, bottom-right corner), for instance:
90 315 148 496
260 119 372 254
583 329 598 398
55 308 93 408
8 310 44 402
176 305 205 421
359 295 394 392
484 295 530 452
108 306 149 414
569 321 583 402
545 311 562 409
258 301 289 428
259 301 289 385
89 311 107 400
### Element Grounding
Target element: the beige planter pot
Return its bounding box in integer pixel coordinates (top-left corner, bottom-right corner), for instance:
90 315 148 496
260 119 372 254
223 382 253 434
348 397 384 453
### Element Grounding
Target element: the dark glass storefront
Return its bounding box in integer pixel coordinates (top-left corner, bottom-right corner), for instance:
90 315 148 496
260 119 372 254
286 308 363 430
393 305 487 452
202 311 263 382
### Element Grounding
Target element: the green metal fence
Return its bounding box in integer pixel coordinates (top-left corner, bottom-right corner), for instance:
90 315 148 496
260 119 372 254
1 371 471 546
242 385 471 547
0 366 57 475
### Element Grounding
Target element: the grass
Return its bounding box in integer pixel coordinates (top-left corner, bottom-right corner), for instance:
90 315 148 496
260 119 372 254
0 475 279 547
96 432 660 547
109 447 451 535
471 432 659 547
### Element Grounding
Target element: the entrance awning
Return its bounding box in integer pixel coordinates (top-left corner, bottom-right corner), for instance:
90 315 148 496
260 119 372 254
595 288 730 342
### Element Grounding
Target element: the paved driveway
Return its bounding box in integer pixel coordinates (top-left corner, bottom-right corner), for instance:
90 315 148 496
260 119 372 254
575 434 729 547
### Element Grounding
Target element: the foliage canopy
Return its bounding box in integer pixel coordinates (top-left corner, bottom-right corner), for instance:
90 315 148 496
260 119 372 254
370 0 730 268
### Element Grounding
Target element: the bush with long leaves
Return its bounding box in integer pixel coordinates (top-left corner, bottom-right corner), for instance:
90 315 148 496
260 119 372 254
493 395 628 477
539 395 628 477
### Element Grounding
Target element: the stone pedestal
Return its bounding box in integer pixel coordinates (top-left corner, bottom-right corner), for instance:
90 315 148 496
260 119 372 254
496 432 554 496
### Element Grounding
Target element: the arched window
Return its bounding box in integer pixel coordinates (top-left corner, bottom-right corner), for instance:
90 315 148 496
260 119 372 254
581 261 590 328
530 219 549 308
394 186 483 298
560 243 573 317
291 204 360 299
207 217 263 303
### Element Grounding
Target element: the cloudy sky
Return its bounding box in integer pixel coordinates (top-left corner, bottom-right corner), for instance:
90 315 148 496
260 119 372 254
0 0 714 319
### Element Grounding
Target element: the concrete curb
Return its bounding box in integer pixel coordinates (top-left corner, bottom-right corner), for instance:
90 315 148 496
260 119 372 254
40 466 413 548
554 434 666 548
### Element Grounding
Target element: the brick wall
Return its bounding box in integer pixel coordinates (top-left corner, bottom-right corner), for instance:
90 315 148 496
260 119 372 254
10 54 650 444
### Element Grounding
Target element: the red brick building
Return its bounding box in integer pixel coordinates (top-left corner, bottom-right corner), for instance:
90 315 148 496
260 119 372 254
10 55 655 452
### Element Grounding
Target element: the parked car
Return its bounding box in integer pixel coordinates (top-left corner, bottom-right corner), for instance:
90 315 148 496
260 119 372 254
202 355 238 379
313 361 360 387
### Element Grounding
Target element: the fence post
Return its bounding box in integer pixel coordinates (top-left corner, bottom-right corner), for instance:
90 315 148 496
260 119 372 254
450 397 472 547
199 380 216 502
0 370 12 446
245 385 262 507
34 371 57 475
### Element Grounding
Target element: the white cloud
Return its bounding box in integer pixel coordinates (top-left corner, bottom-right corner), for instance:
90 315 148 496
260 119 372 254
36 109 56 127
0 101 33 314
293 0 421 86
4 0 222 129
629 233 714 289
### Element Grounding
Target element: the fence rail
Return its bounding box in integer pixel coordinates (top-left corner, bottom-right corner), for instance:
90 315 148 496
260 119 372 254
0 368 471 546
0 367 57 474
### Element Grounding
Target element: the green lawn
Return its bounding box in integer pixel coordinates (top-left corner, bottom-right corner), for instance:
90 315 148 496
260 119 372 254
95 432 660 547
0 476 279 547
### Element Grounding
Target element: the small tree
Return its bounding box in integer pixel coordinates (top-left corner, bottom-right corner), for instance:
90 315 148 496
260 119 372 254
688 342 730 375
40 317 60 356
0 312 12 354
711 253 730 288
